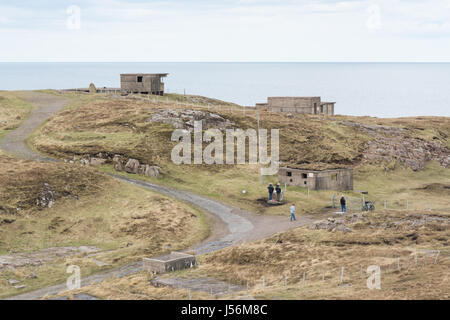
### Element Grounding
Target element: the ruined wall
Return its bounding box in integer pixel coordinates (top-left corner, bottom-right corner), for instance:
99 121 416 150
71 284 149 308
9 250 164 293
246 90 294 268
320 103 335 116
278 167 353 191
267 97 322 114
278 167 316 189
315 169 353 191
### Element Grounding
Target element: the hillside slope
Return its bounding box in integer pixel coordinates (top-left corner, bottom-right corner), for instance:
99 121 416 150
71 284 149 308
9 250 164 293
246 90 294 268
30 92 450 215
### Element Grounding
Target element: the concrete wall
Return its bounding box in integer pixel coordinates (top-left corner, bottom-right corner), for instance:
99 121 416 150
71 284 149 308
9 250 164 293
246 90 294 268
143 252 196 274
267 97 321 114
315 169 353 190
278 167 353 190
261 97 334 115
120 74 166 95
320 102 335 115
278 167 317 189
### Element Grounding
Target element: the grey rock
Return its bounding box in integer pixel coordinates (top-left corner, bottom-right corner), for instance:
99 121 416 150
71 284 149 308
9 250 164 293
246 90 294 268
125 159 140 174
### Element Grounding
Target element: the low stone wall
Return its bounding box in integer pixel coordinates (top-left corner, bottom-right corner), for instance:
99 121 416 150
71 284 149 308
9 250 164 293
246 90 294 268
143 252 196 274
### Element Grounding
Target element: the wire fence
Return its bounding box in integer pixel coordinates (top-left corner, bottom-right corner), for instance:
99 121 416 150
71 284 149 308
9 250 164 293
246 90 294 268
331 194 450 213
223 249 448 295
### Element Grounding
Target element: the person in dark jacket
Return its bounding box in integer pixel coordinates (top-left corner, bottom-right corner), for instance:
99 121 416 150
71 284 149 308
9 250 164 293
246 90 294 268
340 195 346 213
275 183 282 202
268 183 274 201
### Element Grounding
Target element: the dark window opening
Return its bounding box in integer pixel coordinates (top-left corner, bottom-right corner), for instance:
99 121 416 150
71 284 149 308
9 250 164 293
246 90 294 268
137 76 143 83
332 173 338 181
304 181 307 185
287 172 292 177
301 173 307 179
290 179 293 183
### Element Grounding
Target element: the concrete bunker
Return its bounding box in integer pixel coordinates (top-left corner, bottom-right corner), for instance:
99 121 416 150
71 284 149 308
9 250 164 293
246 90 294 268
278 167 353 191
256 97 335 115
143 252 196 274
120 73 168 95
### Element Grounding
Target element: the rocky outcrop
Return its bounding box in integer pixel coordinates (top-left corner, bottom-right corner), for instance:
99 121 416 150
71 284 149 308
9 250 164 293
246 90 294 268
342 121 450 171
67 153 162 178
36 183 56 208
144 165 161 178
89 157 107 166
308 215 366 233
125 159 140 174
112 155 124 171
147 109 235 131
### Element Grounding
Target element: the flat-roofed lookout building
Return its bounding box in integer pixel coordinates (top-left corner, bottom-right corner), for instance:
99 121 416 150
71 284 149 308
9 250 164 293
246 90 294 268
120 73 168 95
278 167 353 191
256 97 335 115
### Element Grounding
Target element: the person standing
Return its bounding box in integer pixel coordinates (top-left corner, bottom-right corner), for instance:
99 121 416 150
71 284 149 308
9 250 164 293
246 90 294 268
290 204 296 221
268 183 274 201
275 183 282 202
340 195 346 214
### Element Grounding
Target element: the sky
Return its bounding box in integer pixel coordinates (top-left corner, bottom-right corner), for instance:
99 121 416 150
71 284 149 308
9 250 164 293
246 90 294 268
0 0 450 62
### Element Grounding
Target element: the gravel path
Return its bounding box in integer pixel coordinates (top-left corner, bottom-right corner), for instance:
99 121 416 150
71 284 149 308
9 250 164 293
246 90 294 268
0 92 67 160
1 92 313 300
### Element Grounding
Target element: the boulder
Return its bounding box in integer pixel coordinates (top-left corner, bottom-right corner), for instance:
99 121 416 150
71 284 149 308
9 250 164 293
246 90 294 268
125 159 140 174
138 165 146 175
112 155 124 171
144 165 161 178
36 183 56 208
90 157 107 166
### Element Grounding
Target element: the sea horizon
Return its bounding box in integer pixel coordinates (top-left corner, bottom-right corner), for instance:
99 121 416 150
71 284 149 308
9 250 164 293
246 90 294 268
1 62 449 118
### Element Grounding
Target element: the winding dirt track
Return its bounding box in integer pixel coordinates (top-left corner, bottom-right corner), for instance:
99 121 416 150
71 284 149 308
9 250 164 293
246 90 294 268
2 92 313 300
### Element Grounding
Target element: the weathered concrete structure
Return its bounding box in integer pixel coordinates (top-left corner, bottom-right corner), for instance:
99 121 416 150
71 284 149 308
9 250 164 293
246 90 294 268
278 167 353 190
256 97 335 115
120 73 168 95
143 252 196 274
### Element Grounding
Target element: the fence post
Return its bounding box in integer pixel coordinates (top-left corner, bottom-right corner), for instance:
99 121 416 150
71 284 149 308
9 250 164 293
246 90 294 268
302 272 306 288
340 267 344 283
434 251 440 264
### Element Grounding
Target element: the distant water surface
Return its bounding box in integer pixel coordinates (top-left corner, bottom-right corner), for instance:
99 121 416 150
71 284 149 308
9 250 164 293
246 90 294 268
0 62 449 117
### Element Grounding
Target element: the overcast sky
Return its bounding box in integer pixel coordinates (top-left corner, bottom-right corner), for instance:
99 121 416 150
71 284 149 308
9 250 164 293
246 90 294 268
1 0 450 62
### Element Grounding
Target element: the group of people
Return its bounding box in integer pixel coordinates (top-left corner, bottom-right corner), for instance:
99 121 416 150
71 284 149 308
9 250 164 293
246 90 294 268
267 183 348 221
267 183 283 202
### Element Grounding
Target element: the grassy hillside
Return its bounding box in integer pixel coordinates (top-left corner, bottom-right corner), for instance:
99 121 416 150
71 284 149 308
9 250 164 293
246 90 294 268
0 91 33 139
0 154 209 298
72 209 449 300
30 92 450 215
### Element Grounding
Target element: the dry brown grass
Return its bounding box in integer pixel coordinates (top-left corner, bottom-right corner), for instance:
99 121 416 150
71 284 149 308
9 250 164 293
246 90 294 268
0 155 106 214
0 154 209 298
194 210 449 299
0 92 33 139
67 210 449 300
54 272 211 300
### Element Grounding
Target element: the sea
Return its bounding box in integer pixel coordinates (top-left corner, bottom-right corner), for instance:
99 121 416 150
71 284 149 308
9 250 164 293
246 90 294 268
0 62 449 118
